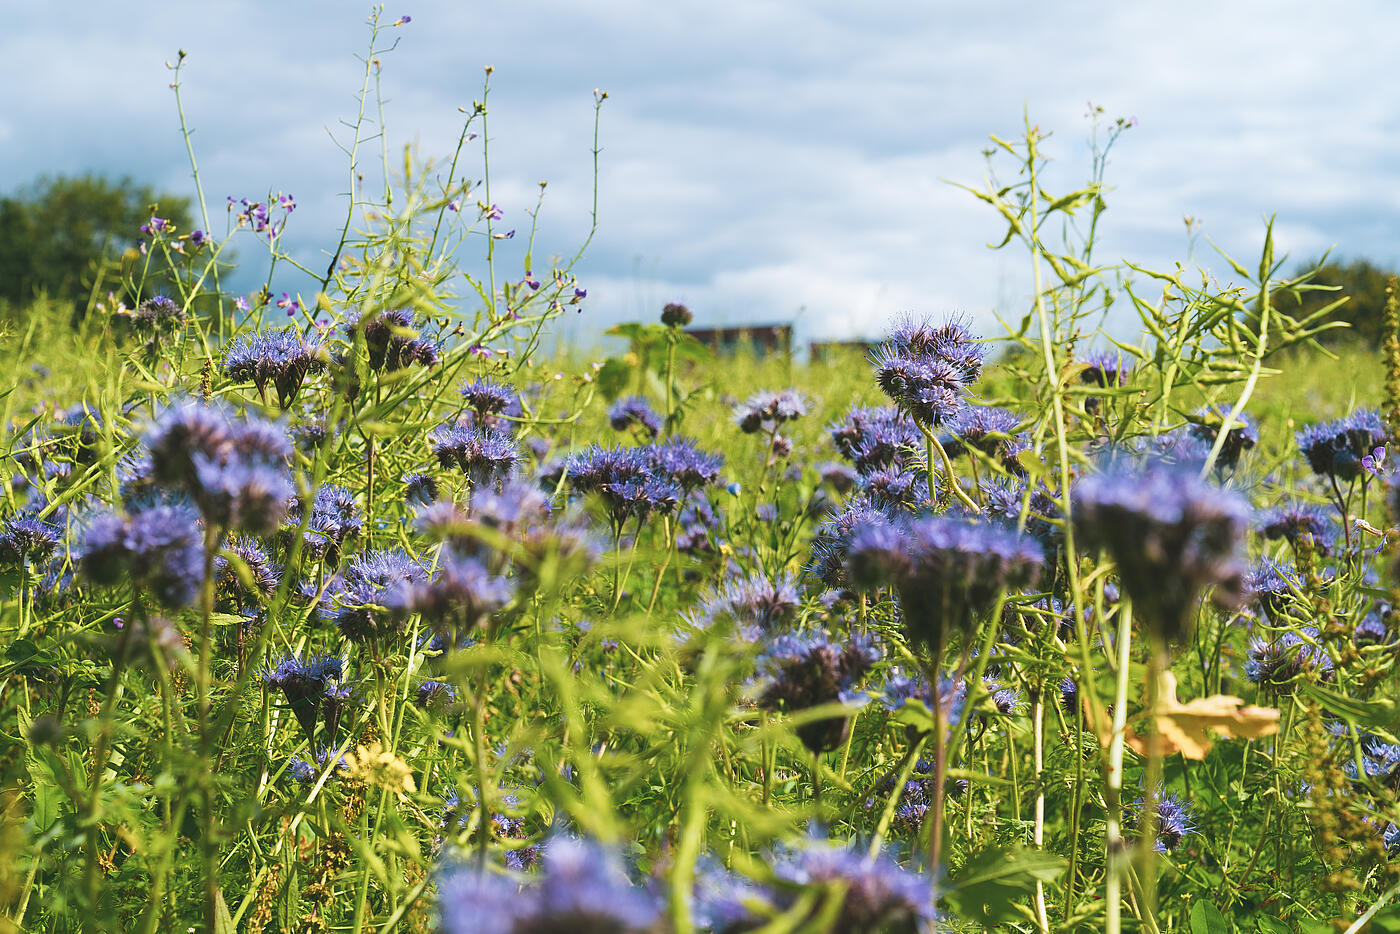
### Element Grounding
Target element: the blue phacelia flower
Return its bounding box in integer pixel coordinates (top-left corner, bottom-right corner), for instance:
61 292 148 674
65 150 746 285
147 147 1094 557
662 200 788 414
261 653 344 740
1296 409 1388 481
1074 459 1248 642
608 395 663 438
734 389 808 434
80 504 204 609
869 314 982 427
436 837 662 934
222 327 326 407
755 628 880 752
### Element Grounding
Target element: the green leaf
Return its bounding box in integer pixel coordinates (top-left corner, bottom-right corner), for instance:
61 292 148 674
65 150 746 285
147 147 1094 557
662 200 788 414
214 888 236 934
890 699 934 735
944 845 1065 927
1189 900 1230 934
604 322 645 340
1300 681 1400 732
596 357 632 401
1255 916 1291 934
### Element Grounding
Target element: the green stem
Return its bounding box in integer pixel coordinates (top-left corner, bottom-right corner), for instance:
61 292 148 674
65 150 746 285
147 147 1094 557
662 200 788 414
1105 598 1134 934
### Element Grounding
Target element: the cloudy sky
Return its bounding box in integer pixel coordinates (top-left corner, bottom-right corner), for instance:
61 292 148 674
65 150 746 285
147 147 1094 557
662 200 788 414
4 1 1396 351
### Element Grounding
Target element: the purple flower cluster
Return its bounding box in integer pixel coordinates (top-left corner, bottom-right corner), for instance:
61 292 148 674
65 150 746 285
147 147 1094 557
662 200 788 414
343 309 440 372
223 327 326 407
1296 409 1388 481
1246 626 1333 688
283 483 362 561
941 404 1029 474
733 389 807 434
607 395 663 438
81 504 205 608
694 839 933 934
436 837 661 934
1074 459 1248 642
145 400 294 535
756 628 880 751
828 405 921 476
660 301 693 327
1243 560 1301 623
1260 503 1333 556
1129 792 1195 853
0 515 60 567
690 572 801 637
459 379 521 430
869 314 982 427
392 553 514 635
1079 348 1133 389
848 514 1043 649
261 653 345 741
214 535 281 611
431 420 520 488
131 295 186 334
1188 404 1258 471
317 549 428 642
563 445 683 524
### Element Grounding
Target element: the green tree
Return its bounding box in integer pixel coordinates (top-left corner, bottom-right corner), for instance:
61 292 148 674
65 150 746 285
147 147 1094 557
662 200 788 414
0 173 194 315
1276 257 1398 347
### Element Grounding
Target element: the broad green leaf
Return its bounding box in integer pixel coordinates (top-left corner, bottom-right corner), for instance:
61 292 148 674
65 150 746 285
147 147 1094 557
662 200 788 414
1189 900 1230 934
944 845 1065 927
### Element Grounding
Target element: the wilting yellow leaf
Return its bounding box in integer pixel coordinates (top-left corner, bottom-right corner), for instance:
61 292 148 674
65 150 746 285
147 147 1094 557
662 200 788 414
1131 671 1279 760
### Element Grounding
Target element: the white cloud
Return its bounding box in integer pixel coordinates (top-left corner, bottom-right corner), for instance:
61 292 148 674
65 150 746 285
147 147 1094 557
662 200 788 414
4 0 1398 349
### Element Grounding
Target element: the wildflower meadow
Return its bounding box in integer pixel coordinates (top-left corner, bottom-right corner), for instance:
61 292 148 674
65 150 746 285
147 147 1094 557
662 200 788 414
6 11 1400 934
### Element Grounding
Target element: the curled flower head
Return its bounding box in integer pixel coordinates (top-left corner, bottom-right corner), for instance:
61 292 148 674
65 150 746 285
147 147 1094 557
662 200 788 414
1073 459 1249 643
0 515 61 567
215 535 281 611
755 629 879 752
284 483 362 561
1296 409 1388 481
772 836 936 934
1261 503 1333 556
844 516 912 593
564 445 683 523
1244 560 1302 623
131 294 185 334
415 679 458 711
647 437 724 492
690 572 800 638
1188 404 1258 472
343 308 440 372
733 389 808 434
608 395 662 438
894 516 1042 649
390 553 514 636
1128 792 1195 853
222 327 326 407
319 549 428 643
828 405 920 475
807 498 896 589
404 472 440 507
431 420 520 489
941 404 1028 473
80 504 205 609
458 379 521 425
1246 626 1332 689
869 314 982 427
1080 348 1133 388
660 301 693 327
261 653 344 741
436 836 662 934
145 401 293 535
